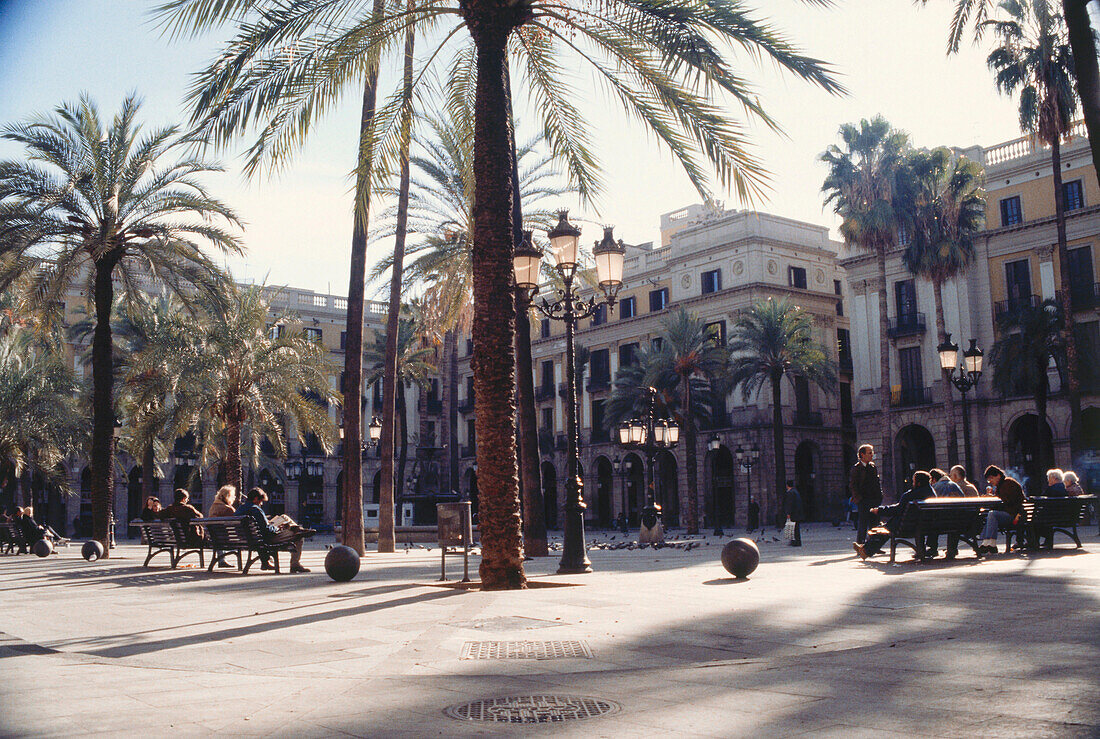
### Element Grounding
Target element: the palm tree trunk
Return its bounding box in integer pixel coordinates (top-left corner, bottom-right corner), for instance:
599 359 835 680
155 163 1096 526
467 9 526 590
1050 136 1083 462
682 375 699 534
771 372 785 527
91 257 120 556
1063 0 1100 188
443 329 459 495
341 4 385 556
506 59 547 558
933 280 959 467
1036 378 1053 486
225 411 243 495
142 444 156 502
377 5 416 554
397 384 408 515
876 251 895 500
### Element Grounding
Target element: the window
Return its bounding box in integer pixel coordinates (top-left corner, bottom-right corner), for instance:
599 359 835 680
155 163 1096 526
303 327 322 343
649 287 669 312
267 324 284 340
465 376 474 404
372 381 383 405
618 342 639 368
898 223 910 246
425 421 436 447
834 279 842 296
340 331 347 350
1075 320 1100 391
1064 179 1085 211
591 399 608 442
840 382 853 426
540 318 551 339
590 348 610 385
837 328 852 370
898 346 923 391
788 265 807 289
591 303 606 326
701 269 721 294
428 379 439 402
651 337 664 352
465 338 473 356
339 371 347 393
895 279 917 320
541 407 554 433
794 376 811 416
620 295 636 319
704 320 726 347
540 360 554 389
1068 246 1095 306
1004 258 1032 305
466 419 476 453
1000 195 1023 226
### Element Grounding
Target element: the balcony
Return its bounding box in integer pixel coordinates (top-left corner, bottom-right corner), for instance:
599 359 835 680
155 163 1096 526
793 410 824 427
585 375 611 393
555 433 567 451
887 312 926 339
419 398 443 415
558 382 570 399
535 384 556 402
458 398 475 414
460 444 475 458
590 428 611 444
891 386 933 408
1069 283 1100 312
994 294 1041 320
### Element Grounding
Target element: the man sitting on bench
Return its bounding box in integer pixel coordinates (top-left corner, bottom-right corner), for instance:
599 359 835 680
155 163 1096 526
237 488 313 574
853 471 936 560
978 465 1026 554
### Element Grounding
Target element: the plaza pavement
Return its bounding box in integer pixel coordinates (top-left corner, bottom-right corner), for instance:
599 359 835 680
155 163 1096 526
1 522 1099 738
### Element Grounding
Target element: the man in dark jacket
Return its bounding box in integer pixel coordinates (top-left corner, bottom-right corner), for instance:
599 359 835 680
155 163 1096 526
162 489 204 547
978 465 1026 554
784 480 803 546
237 488 311 573
14 507 44 553
849 444 883 544
853 471 936 560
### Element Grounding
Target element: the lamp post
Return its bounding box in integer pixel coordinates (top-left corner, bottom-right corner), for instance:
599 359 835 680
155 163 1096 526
612 455 631 534
707 435 722 536
616 387 680 544
735 444 760 530
937 333 983 477
514 213 625 574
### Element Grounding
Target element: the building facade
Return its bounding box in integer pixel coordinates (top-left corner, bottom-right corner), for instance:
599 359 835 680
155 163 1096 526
841 123 1100 499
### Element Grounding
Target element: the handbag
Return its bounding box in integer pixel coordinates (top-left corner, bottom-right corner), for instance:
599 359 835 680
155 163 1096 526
782 517 796 541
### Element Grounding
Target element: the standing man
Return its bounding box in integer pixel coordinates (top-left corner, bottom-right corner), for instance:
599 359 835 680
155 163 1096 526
849 444 883 545
784 480 803 547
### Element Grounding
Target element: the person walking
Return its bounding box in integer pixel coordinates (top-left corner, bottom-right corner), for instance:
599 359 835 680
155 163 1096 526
849 444 883 544
784 480 803 546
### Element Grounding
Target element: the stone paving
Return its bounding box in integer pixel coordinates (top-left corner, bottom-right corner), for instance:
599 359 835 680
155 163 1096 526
1 522 1099 737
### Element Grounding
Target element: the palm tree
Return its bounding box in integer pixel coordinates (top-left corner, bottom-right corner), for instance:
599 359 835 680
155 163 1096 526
159 0 841 589
0 95 241 555
821 116 910 498
988 298 1066 476
608 308 727 533
900 147 986 466
921 0 1100 190
728 299 837 528
982 0 1085 463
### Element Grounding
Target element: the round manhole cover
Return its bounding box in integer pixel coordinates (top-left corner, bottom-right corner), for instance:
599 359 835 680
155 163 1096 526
444 694 621 723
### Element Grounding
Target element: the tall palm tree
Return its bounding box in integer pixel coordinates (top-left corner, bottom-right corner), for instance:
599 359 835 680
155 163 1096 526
0 95 241 555
142 284 338 497
900 147 986 466
608 308 727 533
821 116 910 498
728 299 837 527
988 298 1066 476
982 0 1084 462
159 0 841 589
921 0 1100 190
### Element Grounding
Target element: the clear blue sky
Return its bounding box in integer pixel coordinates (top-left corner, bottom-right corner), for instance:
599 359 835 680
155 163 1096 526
0 0 1028 295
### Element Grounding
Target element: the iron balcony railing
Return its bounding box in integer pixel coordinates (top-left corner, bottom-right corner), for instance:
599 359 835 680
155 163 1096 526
887 312 926 339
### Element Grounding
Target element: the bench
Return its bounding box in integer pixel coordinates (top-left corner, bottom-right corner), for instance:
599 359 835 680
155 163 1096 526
0 522 29 554
201 517 299 574
888 498 992 563
1026 495 1095 550
129 519 206 569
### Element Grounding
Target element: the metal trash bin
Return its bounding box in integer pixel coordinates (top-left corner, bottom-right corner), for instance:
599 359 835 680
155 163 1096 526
437 501 473 582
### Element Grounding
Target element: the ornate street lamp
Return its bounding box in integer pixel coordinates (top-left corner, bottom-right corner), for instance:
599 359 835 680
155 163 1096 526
735 444 760 530
707 435 723 536
513 212 625 574
937 333 983 476
616 387 679 544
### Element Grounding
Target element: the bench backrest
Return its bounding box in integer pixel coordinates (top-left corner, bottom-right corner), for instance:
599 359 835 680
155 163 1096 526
1032 496 1094 526
0 521 22 544
129 519 189 548
202 516 266 550
894 500 987 536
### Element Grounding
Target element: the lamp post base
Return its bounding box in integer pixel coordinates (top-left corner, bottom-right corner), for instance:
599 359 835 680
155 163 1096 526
556 558 593 575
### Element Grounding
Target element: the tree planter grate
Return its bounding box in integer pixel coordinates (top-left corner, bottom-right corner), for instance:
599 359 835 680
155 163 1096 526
444 695 620 723
460 640 592 660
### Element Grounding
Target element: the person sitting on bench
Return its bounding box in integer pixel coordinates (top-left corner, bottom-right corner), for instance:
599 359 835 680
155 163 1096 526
978 465 1026 554
237 488 313 574
853 471 936 560
162 489 204 547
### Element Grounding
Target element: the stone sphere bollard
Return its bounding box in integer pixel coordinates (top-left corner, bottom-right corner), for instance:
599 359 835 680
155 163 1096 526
82 540 105 561
32 539 53 558
720 538 759 579
325 545 361 582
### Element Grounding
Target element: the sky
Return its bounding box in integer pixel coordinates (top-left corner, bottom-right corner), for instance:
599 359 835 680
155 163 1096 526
0 0 1030 296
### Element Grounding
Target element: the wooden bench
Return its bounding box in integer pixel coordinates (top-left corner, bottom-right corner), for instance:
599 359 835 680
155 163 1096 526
129 519 206 569
202 517 299 574
1026 495 1095 550
0 521 29 554
888 498 992 563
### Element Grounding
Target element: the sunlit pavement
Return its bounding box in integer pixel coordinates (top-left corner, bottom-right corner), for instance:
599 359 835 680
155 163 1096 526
2 522 1098 737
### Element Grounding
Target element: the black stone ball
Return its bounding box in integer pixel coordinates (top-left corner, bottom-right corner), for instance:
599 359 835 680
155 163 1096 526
32 539 53 558
720 538 759 579
82 540 105 562
325 544 361 582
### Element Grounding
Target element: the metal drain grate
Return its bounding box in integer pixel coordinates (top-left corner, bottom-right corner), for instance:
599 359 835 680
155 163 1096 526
444 695 620 723
460 640 592 660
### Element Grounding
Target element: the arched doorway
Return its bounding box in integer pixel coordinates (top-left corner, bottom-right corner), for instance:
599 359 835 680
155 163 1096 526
1080 407 1100 491
594 456 613 529
895 424 936 492
371 470 382 505
623 453 644 525
258 469 285 515
128 467 144 527
77 467 93 538
655 450 679 527
298 468 324 528
794 441 821 521
541 462 558 530
1007 414 1055 495
0 461 16 516
706 446 735 529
